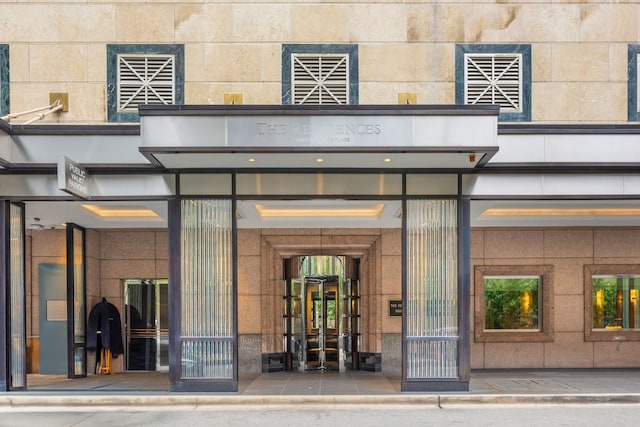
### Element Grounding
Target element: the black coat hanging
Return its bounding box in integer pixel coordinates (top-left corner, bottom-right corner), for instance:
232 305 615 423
87 298 124 357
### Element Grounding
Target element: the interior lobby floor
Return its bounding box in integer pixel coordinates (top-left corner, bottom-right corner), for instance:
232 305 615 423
22 369 640 395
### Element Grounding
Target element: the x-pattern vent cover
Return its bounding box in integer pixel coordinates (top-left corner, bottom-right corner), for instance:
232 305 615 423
117 54 175 113
465 53 522 113
292 53 349 105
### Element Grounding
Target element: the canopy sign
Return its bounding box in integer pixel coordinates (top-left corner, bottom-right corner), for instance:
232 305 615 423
57 156 90 199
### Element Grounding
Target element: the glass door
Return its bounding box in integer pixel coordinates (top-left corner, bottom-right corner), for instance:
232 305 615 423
124 279 168 371
302 276 339 371
66 224 86 378
283 279 303 371
342 279 360 370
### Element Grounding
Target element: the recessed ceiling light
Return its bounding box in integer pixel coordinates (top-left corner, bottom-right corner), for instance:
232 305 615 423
255 204 385 218
316 158 324 163
384 158 392 163
248 158 256 163
81 204 162 220
482 208 640 216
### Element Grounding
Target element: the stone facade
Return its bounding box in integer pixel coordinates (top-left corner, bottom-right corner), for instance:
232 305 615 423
26 224 640 373
1 1 637 123
472 227 640 369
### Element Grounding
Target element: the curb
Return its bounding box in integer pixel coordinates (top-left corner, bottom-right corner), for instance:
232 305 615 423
1 393 640 408
438 393 640 406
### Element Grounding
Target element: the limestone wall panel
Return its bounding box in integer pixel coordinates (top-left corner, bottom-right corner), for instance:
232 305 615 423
184 43 204 82
579 4 637 42
576 82 627 122
358 82 453 105
116 4 175 43
8 45 29 83
184 82 281 105
360 44 428 82
203 44 280 82
29 44 88 82
532 43 552 82
533 82 577 122
552 43 609 82
291 5 349 42
87 44 107 83
57 5 116 42
0 5 58 42
231 4 291 42
175 4 233 43
608 43 629 82
348 4 407 42
9 83 106 124
486 5 580 43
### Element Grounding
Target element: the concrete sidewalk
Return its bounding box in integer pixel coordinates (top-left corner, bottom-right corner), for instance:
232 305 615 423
1 369 640 408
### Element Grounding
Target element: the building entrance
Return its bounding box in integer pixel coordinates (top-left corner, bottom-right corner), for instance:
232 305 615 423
124 279 169 372
283 256 360 372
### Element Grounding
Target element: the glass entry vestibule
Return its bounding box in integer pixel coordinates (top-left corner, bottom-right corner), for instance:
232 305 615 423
283 256 360 372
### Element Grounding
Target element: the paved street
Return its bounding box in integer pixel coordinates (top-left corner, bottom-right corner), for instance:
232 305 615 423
2 404 640 427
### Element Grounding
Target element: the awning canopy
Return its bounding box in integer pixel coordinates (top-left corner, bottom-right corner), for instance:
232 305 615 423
138 104 500 170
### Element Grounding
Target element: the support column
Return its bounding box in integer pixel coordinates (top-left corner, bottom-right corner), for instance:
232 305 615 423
169 198 237 392
402 198 468 391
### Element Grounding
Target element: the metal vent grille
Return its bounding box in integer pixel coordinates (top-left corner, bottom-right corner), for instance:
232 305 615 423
464 53 522 113
117 54 175 113
292 54 349 105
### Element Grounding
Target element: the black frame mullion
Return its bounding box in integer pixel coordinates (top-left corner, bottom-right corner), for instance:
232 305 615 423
65 223 87 379
167 196 181 390
0 201 8 391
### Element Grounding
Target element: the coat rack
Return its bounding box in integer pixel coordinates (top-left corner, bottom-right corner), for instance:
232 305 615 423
98 347 113 375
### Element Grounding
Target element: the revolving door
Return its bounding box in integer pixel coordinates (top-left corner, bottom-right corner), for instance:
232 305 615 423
284 274 360 372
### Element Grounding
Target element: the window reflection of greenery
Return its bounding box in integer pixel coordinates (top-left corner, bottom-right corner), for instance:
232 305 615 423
484 277 539 330
592 277 640 329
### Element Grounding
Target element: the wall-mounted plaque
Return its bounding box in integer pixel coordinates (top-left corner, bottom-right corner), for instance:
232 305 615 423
389 300 402 317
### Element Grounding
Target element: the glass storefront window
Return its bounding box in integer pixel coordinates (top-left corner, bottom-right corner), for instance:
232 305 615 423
474 265 553 343
483 276 540 331
584 265 640 341
592 276 640 330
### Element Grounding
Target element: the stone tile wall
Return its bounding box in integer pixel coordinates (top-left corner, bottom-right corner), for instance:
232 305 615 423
3 1 638 123
472 226 640 369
